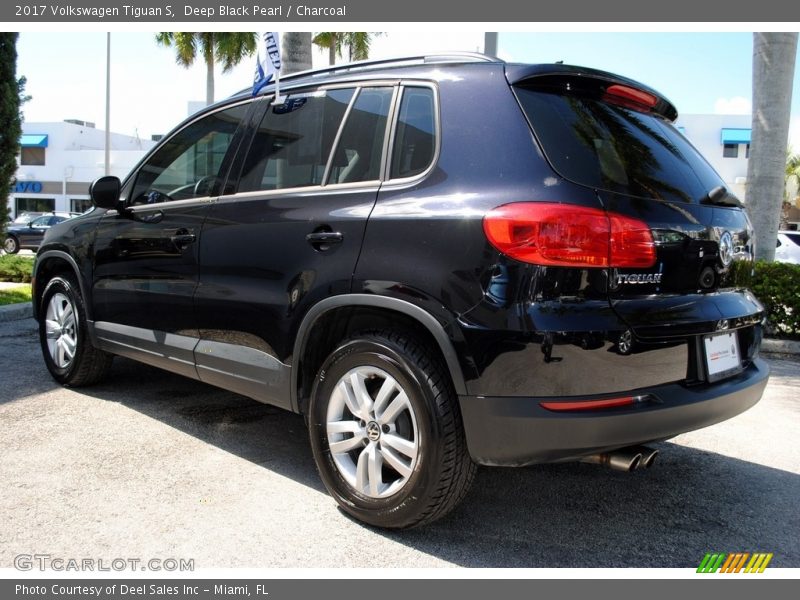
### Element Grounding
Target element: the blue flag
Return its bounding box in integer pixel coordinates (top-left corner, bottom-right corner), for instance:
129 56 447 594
253 32 281 96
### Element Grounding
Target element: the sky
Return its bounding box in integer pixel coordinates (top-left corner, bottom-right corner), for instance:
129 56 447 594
15 31 800 150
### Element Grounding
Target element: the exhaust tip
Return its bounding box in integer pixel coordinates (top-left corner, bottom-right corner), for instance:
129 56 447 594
629 445 659 469
579 446 658 472
607 451 643 472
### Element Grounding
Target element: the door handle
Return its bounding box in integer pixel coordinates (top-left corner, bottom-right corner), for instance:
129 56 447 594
306 231 343 251
171 230 196 249
306 231 343 244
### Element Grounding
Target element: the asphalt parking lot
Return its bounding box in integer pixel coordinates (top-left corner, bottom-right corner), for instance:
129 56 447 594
1 316 798 569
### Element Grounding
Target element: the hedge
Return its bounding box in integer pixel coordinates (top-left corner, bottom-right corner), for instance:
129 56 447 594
733 261 800 339
0 254 34 283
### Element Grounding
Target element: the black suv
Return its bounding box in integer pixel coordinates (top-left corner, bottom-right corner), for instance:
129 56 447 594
33 54 769 529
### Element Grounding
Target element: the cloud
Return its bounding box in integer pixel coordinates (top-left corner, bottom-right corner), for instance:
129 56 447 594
713 96 752 115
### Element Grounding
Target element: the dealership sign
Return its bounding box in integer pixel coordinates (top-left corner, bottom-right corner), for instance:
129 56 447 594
14 181 43 193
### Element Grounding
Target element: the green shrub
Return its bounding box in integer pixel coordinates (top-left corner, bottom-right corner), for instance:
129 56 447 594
0 284 31 306
733 261 800 339
0 254 34 283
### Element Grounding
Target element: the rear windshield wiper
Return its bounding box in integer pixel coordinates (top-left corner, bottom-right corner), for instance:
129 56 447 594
701 185 742 207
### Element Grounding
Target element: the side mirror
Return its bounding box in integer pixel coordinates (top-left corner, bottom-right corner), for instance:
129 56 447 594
89 176 121 209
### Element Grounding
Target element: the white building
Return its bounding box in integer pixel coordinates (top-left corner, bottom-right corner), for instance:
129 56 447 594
9 120 156 218
675 114 751 200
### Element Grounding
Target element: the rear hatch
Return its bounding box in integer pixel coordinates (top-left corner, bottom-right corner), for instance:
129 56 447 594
508 65 763 342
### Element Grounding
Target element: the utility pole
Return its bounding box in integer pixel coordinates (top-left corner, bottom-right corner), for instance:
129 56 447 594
484 32 498 58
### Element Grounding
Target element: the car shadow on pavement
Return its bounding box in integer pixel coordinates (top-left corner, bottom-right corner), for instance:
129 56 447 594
71 355 800 568
0 320 62 405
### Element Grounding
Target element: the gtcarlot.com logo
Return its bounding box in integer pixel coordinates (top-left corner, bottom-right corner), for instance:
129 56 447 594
697 552 773 573
14 554 194 572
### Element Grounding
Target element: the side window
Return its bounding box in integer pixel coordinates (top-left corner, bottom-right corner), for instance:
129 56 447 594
328 87 393 184
238 89 355 192
390 87 436 179
130 103 248 204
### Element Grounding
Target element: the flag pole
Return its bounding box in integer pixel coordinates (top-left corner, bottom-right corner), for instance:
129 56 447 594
104 32 111 176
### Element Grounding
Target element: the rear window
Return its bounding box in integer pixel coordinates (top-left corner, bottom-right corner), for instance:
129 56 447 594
514 85 726 204
785 233 800 247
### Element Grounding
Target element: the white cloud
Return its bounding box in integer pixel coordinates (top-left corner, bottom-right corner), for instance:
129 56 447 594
713 96 752 115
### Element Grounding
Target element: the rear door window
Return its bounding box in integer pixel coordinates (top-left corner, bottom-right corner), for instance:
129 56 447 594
513 84 726 204
328 87 393 184
238 88 355 192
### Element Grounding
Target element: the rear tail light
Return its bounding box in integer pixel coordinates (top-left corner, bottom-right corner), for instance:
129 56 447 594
482 202 656 268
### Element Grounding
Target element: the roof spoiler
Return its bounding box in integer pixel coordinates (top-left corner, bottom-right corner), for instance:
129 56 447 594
505 63 678 121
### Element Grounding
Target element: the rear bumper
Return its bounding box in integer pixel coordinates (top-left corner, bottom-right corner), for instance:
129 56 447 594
459 357 769 466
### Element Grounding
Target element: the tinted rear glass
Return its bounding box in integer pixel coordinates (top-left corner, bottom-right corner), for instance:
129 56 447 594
785 233 800 247
514 85 726 204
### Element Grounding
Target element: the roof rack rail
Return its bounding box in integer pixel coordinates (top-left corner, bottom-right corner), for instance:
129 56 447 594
235 52 501 97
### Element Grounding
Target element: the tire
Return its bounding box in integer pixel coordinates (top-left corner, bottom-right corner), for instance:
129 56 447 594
38 275 113 387
3 236 19 254
309 330 476 529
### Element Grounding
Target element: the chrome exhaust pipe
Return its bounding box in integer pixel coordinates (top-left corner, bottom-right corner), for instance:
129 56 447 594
580 448 643 472
629 445 659 469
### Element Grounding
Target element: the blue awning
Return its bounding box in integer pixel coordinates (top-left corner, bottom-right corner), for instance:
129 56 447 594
721 128 751 144
20 134 49 148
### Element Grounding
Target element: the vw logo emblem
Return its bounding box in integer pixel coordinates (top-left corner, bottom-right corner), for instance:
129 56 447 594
719 231 734 267
366 421 381 442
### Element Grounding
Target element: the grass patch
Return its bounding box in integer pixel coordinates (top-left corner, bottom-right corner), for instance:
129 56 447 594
0 284 32 306
0 254 35 283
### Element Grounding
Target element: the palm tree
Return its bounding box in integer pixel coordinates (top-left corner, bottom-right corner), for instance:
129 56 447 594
281 32 313 75
746 33 799 261
787 151 800 199
312 32 341 66
155 33 257 106
313 32 380 65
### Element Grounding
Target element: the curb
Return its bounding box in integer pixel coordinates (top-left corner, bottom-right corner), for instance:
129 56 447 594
0 302 33 323
0 299 798 356
761 338 800 355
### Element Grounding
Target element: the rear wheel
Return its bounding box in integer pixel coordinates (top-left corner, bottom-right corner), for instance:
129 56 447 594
309 330 475 529
3 236 19 254
39 275 112 386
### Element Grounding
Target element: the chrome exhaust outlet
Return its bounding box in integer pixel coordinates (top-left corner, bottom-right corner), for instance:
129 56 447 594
580 448 643 472
629 445 659 469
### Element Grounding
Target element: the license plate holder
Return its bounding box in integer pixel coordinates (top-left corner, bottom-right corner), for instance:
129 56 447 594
703 331 742 383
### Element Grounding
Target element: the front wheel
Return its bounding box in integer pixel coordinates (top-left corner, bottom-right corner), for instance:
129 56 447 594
309 330 475 529
39 275 113 386
3 236 19 254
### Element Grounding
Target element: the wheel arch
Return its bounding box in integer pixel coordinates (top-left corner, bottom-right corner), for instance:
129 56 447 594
291 294 468 413
32 251 89 321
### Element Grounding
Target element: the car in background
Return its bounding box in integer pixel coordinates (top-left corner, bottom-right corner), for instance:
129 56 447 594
3 214 76 254
7 212 46 226
775 230 800 264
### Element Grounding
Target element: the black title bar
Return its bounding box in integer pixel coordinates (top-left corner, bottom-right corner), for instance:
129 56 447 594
5 0 800 22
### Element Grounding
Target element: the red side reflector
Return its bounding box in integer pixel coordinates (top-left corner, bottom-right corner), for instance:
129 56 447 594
482 202 656 268
605 84 658 108
540 396 635 412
